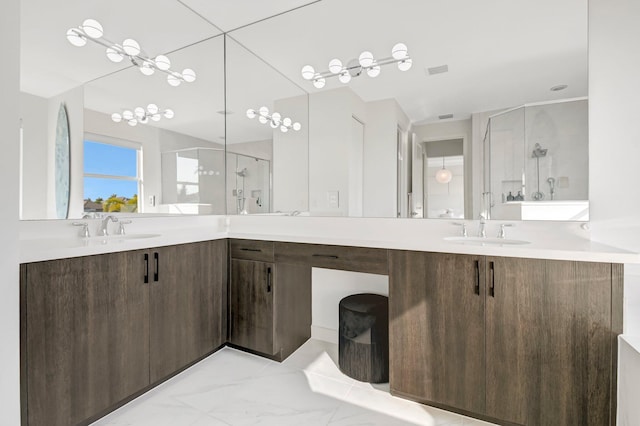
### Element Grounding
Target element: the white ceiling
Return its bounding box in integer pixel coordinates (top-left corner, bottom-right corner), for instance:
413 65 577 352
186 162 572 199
20 0 588 143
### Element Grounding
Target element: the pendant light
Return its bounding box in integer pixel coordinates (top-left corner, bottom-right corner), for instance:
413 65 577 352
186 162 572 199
435 157 452 184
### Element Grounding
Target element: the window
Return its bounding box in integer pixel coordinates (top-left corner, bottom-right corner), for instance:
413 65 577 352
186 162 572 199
83 136 141 213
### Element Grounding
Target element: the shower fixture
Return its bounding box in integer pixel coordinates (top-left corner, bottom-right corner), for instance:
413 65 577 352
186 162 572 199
531 143 547 200
547 177 556 200
236 168 248 177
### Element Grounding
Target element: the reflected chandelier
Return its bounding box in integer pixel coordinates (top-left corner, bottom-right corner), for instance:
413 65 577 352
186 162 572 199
246 107 301 133
111 104 174 126
301 43 412 88
66 19 196 87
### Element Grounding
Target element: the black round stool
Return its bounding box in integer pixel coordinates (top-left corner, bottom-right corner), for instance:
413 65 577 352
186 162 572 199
338 293 389 383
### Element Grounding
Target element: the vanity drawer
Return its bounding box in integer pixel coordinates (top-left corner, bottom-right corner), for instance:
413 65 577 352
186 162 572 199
230 239 274 262
274 242 388 275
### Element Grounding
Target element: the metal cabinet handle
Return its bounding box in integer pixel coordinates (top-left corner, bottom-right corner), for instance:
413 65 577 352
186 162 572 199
144 253 149 284
267 267 272 293
240 248 262 252
154 252 159 282
474 260 480 295
312 254 339 259
489 261 495 297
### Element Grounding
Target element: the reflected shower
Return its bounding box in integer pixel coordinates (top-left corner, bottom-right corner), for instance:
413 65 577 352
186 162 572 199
531 143 548 200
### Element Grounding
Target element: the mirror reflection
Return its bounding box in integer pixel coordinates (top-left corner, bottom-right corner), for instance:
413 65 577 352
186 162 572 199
20 0 224 219
229 0 588 220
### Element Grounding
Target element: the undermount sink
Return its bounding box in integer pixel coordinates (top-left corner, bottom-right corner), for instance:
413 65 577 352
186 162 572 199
22 234 161 251
95 233 161 241
444 236 531 246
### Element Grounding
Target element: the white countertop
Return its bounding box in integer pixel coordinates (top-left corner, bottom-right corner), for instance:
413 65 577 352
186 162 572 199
19 215 640 264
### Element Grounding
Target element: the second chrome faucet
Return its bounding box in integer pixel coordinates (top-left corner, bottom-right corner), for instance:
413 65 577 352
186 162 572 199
98 215 119 236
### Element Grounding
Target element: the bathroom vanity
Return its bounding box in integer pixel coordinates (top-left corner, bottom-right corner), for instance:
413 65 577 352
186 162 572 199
19 222 629 426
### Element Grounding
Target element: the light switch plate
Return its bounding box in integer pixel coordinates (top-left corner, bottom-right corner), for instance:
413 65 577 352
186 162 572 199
327 190 339 208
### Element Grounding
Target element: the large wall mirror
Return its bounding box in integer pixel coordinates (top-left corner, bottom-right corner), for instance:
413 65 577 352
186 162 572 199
19 0 225 219
20 0 588 222
230 0 588 220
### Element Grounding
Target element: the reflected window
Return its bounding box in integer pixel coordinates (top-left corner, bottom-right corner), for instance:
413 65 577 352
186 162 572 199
83 138 141 213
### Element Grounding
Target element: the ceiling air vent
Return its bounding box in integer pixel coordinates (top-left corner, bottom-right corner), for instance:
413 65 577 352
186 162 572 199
439 114 454 120
426 64 449 75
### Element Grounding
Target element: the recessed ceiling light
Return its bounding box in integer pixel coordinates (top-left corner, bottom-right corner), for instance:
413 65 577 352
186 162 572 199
550 84 568 92
426 65 449 76
439 114 454 120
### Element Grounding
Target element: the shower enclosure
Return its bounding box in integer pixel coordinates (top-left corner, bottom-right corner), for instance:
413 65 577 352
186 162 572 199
484 99 589 221
161 147 271 215
226 152 271 215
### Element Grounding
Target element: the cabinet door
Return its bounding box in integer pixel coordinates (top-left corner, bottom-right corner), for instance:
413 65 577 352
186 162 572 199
149 240 226 383
389 251 485 413
485 257 613 425
229 259 275 355
24 251 149 426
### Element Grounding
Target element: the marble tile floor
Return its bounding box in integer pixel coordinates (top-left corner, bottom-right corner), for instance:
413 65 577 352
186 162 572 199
92 339 497 426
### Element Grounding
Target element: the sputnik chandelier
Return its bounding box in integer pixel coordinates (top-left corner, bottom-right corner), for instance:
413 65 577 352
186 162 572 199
301 43 412 88
246 107 301 133
66 19 196 87
111 104 174 126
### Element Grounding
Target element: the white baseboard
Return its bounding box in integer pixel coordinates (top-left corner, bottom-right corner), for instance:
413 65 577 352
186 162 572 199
311 325 338 344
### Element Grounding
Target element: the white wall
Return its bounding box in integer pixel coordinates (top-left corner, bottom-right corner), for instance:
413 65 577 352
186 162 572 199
0 0 21 423
273 94 309 213
20 93 49 219
589 0 640 423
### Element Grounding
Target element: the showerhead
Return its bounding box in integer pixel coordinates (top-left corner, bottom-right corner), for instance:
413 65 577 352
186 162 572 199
532 143 548 158
236 168 248 177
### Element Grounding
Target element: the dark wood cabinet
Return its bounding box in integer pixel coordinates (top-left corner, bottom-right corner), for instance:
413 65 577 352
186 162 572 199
485 257 618 426
389 251 485 414
150 240 227 382
389 251 622 426
21 239 227 426
21 251 149 426
229 259 275 355
229 239 312 361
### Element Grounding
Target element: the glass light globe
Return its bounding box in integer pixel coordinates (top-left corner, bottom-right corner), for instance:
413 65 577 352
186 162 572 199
182 68 196 83
301 65 315 80
313 77 326 89
293 122 301 131
147 104 159 114
81 19 103 39
283 117 292 127
151 114 161 122
134 107 145 118
367 63 381 78
435 168 453 184
246 109 256 119
163 109 174 119
127 119 138 127
154 55 171 71
122 110 134 120
258 116 268 124
259 106 269 116
66 29 87 47
111 113 122 123
328 59 343 74
140 116 148 124
391 43 408 60
398 58 413 71
122 39 141 56
280 125 289 133
338 71 351 84
359 51 374 68
167 73 181 87
139 61 155 76
271 112 281 124
270 120 278 129
106 47 124 63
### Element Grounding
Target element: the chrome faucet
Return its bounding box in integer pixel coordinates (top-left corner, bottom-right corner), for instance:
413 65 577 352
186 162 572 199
452 222 468 237
98 215 119 236
497 223 514 239
477 214 487 238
